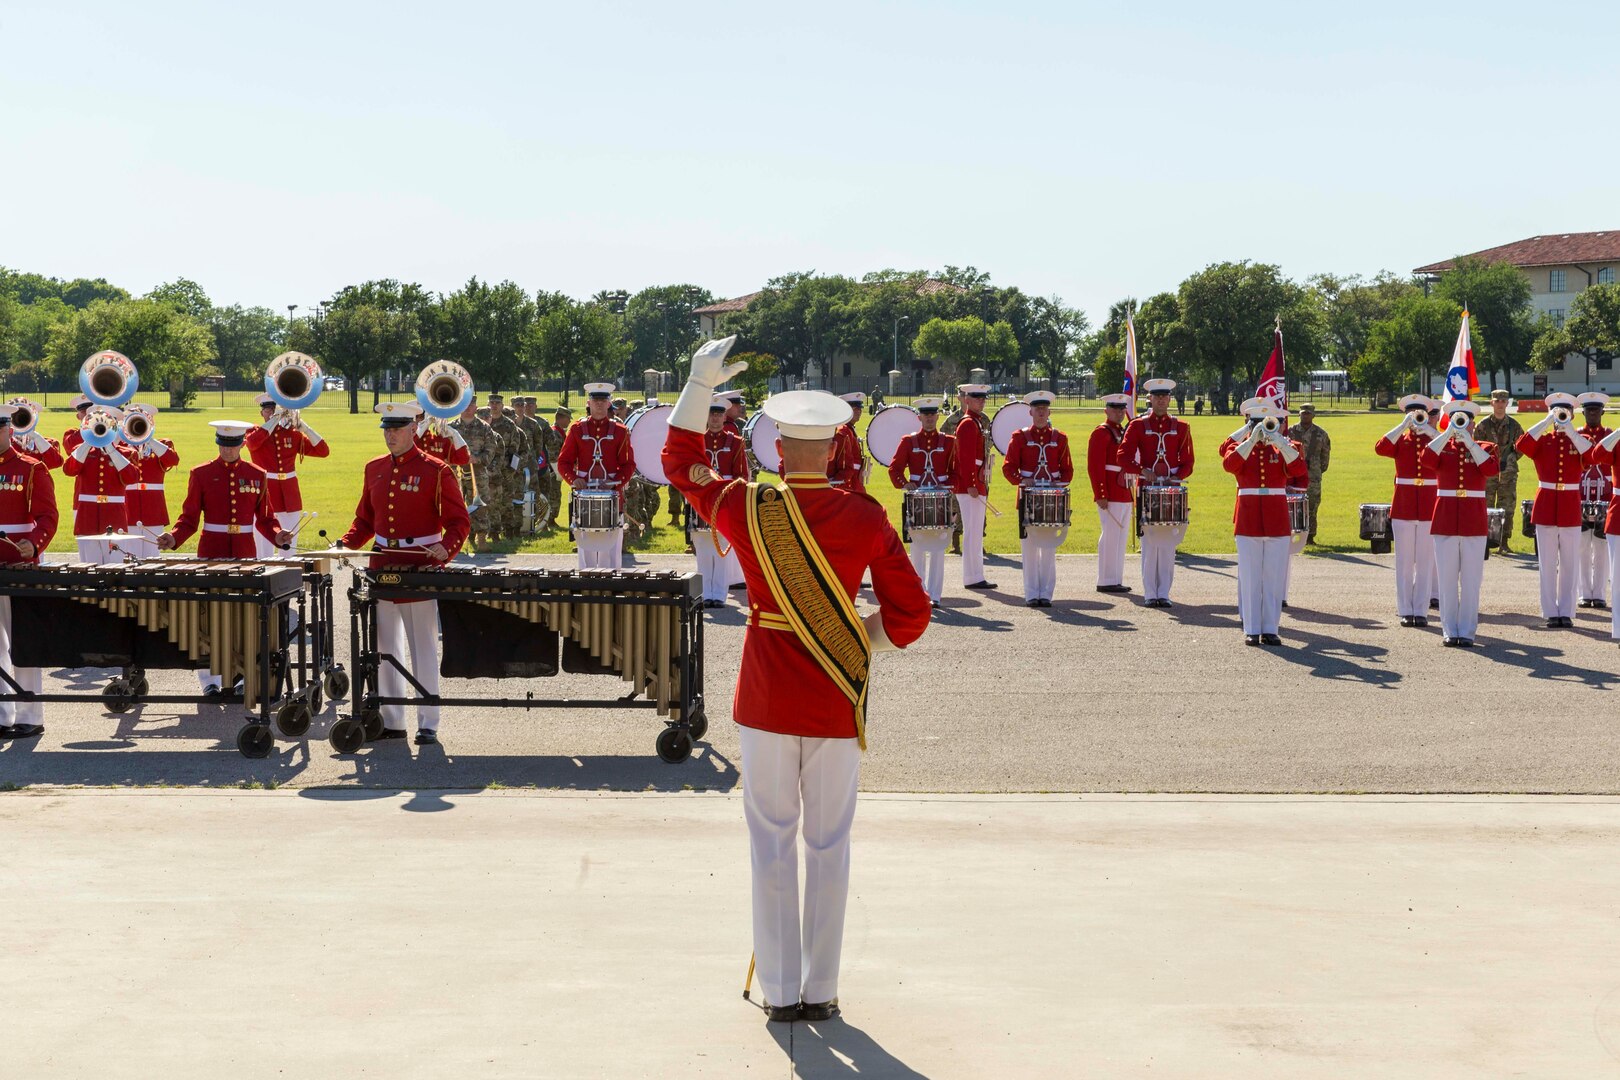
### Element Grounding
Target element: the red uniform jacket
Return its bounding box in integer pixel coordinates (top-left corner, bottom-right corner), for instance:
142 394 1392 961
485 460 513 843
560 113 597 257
828 422 865 493
244 422 329 514
17 433 63 470
663 427 930 739
702 428 749 483
169 457 280 558
1220 436 1307 537
125 440 179 528
62 442 139 536
415 426 471 467
1001 426 1074 487
338 446 471 571
1087 422 1131 503
0 446 59 561
1516 429 1586 527
1582 437 1620 533
1375 429 1438 521
1121 414 1195 482
949 411 992 496
558 417 634 493
888 430 956 488
1420 440 1499 536
62 427 82 456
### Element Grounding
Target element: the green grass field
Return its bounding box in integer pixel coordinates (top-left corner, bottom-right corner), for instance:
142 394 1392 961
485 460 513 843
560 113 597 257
32 391 1415 556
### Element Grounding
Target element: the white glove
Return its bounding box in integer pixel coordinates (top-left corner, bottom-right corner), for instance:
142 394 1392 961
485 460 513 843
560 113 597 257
1526 415 1553 439
1276 438 1299 464
1233 424 1261 459
1599 428 1620 453
263 414 283 431
1413 422 1440 439
1383 418 1412 444
1467 440 1491 466
1427 424 1455 452
71 441 91 462
863 611 899 654
106 448 130 470
1568 429 1592 455
671 335 745 433
299 421 321 446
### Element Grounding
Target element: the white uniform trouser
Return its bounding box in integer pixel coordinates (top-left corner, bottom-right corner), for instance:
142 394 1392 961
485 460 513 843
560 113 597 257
956 493 987 585
1020 527 1062 601
0 595 43 729
724 545 744 589
1140 524 1184 602
739 726 861 1009
1096 502 1128 587
76 536 125 565
1433 534 1485 641
576 527 624 570
376 599 441 732
1282 530 1307 603
254 511 302 558
908 529 949 602
692 529 729 602
1235 535 1289 635
1390 518 1434 618
1580 529 1608 603
1608 534 1620 637
1535 524 1580 619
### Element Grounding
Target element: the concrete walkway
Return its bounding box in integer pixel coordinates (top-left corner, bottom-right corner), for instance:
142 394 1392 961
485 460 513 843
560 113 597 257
6 790 1620 1078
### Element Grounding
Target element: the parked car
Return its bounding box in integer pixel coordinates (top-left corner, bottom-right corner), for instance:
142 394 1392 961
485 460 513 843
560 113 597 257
324 376 346 391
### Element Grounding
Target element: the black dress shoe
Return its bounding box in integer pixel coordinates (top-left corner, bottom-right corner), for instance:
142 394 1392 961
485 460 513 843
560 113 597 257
964 580 996 590
1260 633 1282 646
371 727 408 741
800 999 840 1022
1596 601 1610 610
4 723 43 739
1038 599 1052 608
1546 618 1561 628
1245 634 1261 647
1562 616 1577 628
1412 616 1428 628
203 685 223 698
729 582 748 591
1096 584 1132 594
1280 600 1289 609
1026 598 1041 608
414 729 438 745
765 1003 800 1024
1158 599 1173 609
1429 599 1439 610
1399 616 1414 628
1578 599 1592 609
930 600 942 610
1456 638 1475 648
1441 636 1456 647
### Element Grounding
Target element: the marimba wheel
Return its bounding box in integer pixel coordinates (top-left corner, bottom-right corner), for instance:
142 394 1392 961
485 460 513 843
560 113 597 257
688 710 708 741
101 678 134 715
329 718 364 755
358 705 384 741
656 726 692 764
276 700 312 738
324 668 350 702
237 723 273 759
129 674 149 698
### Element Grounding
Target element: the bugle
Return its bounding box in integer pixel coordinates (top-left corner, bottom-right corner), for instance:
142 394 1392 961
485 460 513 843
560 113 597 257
6 397 38 437
79 350 138 408
81 406 123 449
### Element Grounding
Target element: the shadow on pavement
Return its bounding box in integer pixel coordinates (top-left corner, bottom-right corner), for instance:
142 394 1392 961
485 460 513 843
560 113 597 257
1279 604 1385 631
770 1017 931 1079
1268 628 1401 686
1475 639 1619 688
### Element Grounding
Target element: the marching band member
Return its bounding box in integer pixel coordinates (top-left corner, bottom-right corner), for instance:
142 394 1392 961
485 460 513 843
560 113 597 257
831 393 867 493
1120 378 1193 608
1002 389 1073 607
245 393 330 557
1221 398 1306 646
416 414 471 468
662 337 930 1024
949 383 996 590
1375 394 1440 627
691 395 750 608
0 403 59 740
721 390 747 434
335 402 470 744
1422 400 1498 647
1088 394 1133 594
9 399 63 469
1518 392 1590 628
1587 421 1620 641
557 381 635 570
888 396 956 608
121 403 179 560
62 404 138 564
158 422 289 694
1575 392 1611 609
61 394 91 455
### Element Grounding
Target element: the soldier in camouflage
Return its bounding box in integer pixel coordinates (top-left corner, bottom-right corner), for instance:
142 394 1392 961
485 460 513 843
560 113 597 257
452 394 498 545
543 406 570 531
484 392 525 541
1288 402 1332 544
1474 389 1525 555
942 404 966 554
511 395 545 537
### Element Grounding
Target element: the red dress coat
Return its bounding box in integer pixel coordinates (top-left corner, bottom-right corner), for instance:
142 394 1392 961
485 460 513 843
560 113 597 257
888 430 956 488
168 457 280 558
662 427 930 739
949 411 992 496
1375 429 1439 521
62 442 139 536
1121 413 1195 482
1087 422 1131 503
17 433 63 470
415 426 470 467
1220 436 1307 537
1516 430 1585 527
703 428 749 483
1001 427 1074 487
1421 441 1500 536
557 417 634 497
125 440 179 528
1582 438 1620 534
828 422 866 493
244 423 330 514
337 446 471 572
0 446 59 561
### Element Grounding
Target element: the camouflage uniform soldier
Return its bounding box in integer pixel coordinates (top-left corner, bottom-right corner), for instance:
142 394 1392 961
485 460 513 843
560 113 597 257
1289 402 1332 544
511 396 545 536
485 393 524 541
452 395 498 543
542 406 570 531
1475 388 1525 554
942 405 966 554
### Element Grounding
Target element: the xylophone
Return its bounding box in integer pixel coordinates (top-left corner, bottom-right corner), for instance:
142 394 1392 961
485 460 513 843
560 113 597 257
341 566 705 761
0 559 330 757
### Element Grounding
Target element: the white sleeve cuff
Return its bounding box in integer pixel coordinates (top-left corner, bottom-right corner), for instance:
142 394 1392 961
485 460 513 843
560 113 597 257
863 611 898 654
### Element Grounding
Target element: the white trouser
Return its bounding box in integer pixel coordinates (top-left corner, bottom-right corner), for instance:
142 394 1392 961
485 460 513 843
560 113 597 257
724 545 744 589
956 493 987 584
739 725 861 1009
908 529 949 602
1390 518 1434 618
1096 502 1128 586
1140 523 1184 602
0 595 43 728
692 530 729 602
1282 530 1307 602
254 511 303 557
1580 529 1608 602
576 527 623 570
121 524 163 561
1433 534 1485 641
1235 535 1289 635
1609 534 1620 637
76 536 124 565
1535 524 1580 619
376 598 441 731
1020 527 1062 601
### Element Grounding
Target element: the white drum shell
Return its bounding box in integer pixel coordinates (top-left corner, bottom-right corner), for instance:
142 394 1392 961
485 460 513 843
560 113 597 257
864 405 918 466
625 404 673 485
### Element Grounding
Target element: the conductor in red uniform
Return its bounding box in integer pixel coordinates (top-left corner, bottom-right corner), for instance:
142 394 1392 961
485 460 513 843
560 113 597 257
246 393 330 557
1517 391 1591 627
1422 400 1498 647
1221 398 1307 645
0 403 59 739
1375 394 1441 626
1088 393 1133 594
663 337 930 1025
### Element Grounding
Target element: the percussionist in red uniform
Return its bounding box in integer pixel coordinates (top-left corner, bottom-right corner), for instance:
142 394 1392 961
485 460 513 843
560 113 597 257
830 392 867 493
689 394 751 608
887 396 955 608
1375 394 1440 627
1574 392 1612 609
1221 397 1307 646
120 402 180 560
0 403 59 740
1088 393 1133 595
1589 415 1620 641
949 382 996 591
1120 378 1194 608
557 381 635 571
663 337 930 1025
1422 400 1498 647
246 393 330 557
1517 391 1591 628
62 404 139 564
1002 389 1073 607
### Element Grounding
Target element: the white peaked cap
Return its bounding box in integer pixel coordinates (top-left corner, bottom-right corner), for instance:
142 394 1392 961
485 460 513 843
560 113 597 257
1446 400 1481 417
1143 378 1175 393
720 389 746 403
1023 390 1054 406
1577 392 1609 407
958 383 990 394
375 401 424 426
1239 397 1285 418
1397 394 1436 411
69 394 91 409
254 393 274 406
584 382 616 395
1545 391 1577 409
913 396 944 410
761 390 852 441
0 403 19 419
124 402 157 417
1101 393 1131 406
839 392 867 405
208 420 254 437
709 394 730 409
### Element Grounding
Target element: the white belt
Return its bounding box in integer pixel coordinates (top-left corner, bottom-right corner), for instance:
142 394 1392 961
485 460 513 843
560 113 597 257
1236 488 1286 496
126 483 164 491
1394 478 1431 486
1539 481 1579 491
203 523 251 534
1436 490 1486 498
374 532 443 549
1104 465 1120 472
0 523 33 534
77 494 124 503
267 471 297 481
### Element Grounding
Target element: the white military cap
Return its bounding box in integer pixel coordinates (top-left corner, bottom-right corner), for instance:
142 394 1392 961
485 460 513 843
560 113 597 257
1144 378 1176 394
375 401 424 428
1239 396 1285 418
957 383 990 395
761 390 852 441
254 392 274 406
1397 393 1436 412
208 420 253 444
69 394 91 409
0 403 19 421
839 392 867 405
1445 400 1481 417
1024 389 1055 406
1101 393 1131 406
584 382 616 396
719 389 746 403
709 394 730 411
913 396 944 411
1545 391 1578 409
1578 392 1609 407
124 402 157 417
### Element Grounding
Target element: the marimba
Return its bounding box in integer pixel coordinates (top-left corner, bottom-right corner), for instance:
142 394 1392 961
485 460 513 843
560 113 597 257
340 566 705 761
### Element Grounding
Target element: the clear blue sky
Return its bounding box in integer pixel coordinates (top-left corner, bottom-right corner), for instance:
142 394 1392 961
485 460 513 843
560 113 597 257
3 1 1616 325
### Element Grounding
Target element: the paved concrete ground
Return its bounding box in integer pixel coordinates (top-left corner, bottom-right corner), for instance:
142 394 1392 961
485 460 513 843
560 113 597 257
1 550 1616 793
5 790 1619 1079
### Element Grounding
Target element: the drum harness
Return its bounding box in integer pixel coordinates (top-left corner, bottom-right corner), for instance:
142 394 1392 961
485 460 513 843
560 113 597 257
1018 429 1069 543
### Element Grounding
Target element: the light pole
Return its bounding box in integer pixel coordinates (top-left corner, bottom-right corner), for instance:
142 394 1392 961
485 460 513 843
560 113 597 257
893 315 909 371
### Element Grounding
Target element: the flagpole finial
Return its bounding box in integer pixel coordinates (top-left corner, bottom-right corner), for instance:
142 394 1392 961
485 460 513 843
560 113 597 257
1274 313 1282 332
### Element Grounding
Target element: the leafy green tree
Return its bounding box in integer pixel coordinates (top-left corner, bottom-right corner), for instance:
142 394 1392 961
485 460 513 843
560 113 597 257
439 277 537 393
146 279 213 320
726 351 780 401
0 268 129 308
1429 257 1534 390
1309 271 1421 372
913 315 1018 388
0 292 16 366
45 298 217 407
8 298 73 366
1024 296 1090 384
1173 262 1325 412
287 302 418 413
525 300 632 405
624 285 711 379
721 272 860 382
209 305 288 388
1529 282 1620 383
1353 294 1462 398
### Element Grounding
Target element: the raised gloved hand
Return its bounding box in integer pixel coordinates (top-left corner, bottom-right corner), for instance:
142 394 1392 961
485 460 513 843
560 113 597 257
671 336 746 434
71 441 91 462
1600 428 1620 453
1526 414 1554 439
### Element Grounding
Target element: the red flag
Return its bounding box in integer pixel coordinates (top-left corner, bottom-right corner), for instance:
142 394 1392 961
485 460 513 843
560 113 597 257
1257 323 1287 412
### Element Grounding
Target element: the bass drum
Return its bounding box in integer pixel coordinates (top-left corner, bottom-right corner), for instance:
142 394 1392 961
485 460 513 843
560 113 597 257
743 412 781 474
625 404 672 485
991 402 1032 454
864 404 917 466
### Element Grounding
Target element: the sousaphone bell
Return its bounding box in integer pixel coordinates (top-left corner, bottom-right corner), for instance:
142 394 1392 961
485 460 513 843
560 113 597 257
266 351 324 412
79 350 138 408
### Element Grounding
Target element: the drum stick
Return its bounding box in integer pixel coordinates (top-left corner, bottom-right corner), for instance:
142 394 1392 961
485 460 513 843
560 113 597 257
743 952 756 1002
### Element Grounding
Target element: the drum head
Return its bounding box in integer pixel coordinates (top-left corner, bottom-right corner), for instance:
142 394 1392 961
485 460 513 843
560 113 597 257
626 404 672 484
864 405 917 466
744 412 781 474
991 402 1032 454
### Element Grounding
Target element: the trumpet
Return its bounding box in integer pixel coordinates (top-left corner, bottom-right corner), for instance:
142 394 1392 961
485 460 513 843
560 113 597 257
81 406 123 449
122 408 156 446
266 351 324 412
1447 412 1472 434
1552 406 1573 425
6 398 39 438
79 350 138 408
1259 416 1279 433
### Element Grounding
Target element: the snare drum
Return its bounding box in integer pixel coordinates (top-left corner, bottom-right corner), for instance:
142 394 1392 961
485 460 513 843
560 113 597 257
1521 498 1535 540
1584 501 1609 539
571 489 623 533
903 487 958 532
1359 502 1392 541
1139 484 1189 526
1486 507 1507 548
687 507 713 533
1022 485 1071 528
1287 492 1307 535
